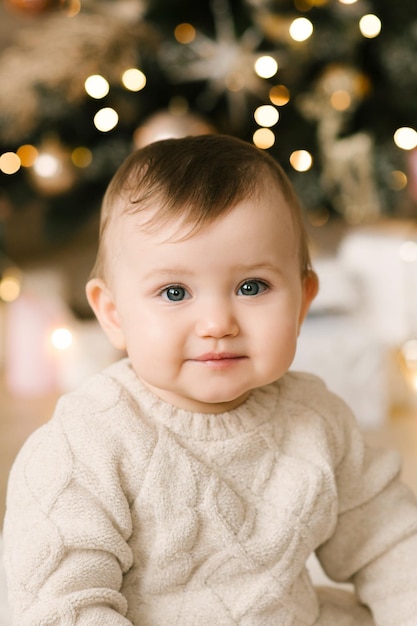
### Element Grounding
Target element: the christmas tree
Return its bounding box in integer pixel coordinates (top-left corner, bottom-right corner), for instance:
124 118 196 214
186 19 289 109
1 0 417 272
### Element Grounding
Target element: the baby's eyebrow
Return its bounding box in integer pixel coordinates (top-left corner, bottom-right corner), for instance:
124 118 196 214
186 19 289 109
143 268 194 281
238 262 281 272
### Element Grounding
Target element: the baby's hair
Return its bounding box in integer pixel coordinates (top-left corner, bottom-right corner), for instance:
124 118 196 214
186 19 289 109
91 134 312 280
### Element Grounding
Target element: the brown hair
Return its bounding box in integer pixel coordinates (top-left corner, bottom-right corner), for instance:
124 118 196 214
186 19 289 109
91 134 312 280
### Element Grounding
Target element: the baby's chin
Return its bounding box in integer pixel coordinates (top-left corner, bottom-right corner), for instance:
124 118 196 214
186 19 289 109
145 383 252 414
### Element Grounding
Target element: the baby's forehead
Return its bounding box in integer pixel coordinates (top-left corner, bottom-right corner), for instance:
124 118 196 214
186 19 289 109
118 180 293 243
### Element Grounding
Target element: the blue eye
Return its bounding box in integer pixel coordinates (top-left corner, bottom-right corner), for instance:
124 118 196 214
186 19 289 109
161 285 189 301
237 280 268 296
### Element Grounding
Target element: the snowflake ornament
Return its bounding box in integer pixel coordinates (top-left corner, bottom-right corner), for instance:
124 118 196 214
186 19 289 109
160 0 280 129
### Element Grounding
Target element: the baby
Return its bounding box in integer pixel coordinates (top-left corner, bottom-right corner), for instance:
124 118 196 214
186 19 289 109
3 134 417 625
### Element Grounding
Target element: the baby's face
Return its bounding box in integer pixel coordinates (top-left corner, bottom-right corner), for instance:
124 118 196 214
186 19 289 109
93 184 316 413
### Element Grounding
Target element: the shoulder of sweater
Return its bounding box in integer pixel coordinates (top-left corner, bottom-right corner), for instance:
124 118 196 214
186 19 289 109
58 356 134 408
15 359 151 463
8 359 154 504
282 370 352 412
53 357 144 424
280 370 359 441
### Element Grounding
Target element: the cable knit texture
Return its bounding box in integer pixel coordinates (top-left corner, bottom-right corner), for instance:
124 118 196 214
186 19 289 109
3 358 417 625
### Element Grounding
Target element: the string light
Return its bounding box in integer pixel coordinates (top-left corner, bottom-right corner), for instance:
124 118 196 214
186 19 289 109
84 74 110 99
65 0 81 16
289 17 314 42
269 85 290 106
174 23 196 44
389 170 407 191
51 327 73 350
359 14 382 38
254 105 279 127
121 68 147 92
254 56 278 79
93 107 119 132
290 150 313 172
253 128 275 149
71 147 92 168
16 144 38 167
394 127 417 151
0 152 21 174
0 267 22 302
33 153 61 178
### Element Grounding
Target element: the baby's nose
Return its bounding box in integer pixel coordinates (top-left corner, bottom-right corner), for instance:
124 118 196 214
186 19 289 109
194 301 239 338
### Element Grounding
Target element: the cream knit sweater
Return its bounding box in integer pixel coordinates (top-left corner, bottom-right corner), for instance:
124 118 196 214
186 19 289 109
3 359 417 625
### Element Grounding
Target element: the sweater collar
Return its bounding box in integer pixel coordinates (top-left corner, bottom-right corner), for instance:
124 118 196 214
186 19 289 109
110 359 281 442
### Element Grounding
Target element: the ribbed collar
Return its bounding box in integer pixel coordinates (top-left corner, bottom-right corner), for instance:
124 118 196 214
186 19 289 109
108 359 282 442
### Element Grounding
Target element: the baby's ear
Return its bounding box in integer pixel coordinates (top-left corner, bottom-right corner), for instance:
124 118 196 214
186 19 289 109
85 278 126 350
298 270 319 329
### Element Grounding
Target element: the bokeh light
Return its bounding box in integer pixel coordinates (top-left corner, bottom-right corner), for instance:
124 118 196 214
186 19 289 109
394 127 417 150
253 128 275 149
84 75 110 99
174 23 196 44
51 327 73 351
254 105 279 127
359 14 381 38
121 68 147 92
290 150 313 172
289 18 313 42
254 56 278 79
0 152 21 174
269 85 290 106
94 108 119 132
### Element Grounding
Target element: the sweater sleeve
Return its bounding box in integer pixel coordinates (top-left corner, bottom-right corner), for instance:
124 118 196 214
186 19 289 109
3 414 134 626
315 386 417 625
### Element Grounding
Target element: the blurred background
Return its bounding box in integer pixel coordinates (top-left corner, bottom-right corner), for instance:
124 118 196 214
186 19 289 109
2 1 417 618
2 0 417 555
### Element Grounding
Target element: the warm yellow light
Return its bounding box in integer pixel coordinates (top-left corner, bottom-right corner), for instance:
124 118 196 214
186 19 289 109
0 268 21 302
51 327 73 351
122 68 147 92
16 144 38 167
394 127 417 151
0 152 21 174
289 17 313 42
269 84 290 106
84 74 110 99
174 23 196 44
254 105 279 127
359 14 381 38
296 0 328 7
389 170 407 191
402 339 417 364
290 150 313 172
94 108 119 132
338 0 358 4
330 90 352 111
33 153 61 178
71 147 92 168
253 128 275 149
66 0 81 16
254 56 278 79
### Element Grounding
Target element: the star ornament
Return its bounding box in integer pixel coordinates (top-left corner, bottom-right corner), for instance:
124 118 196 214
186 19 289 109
161 0 280 127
